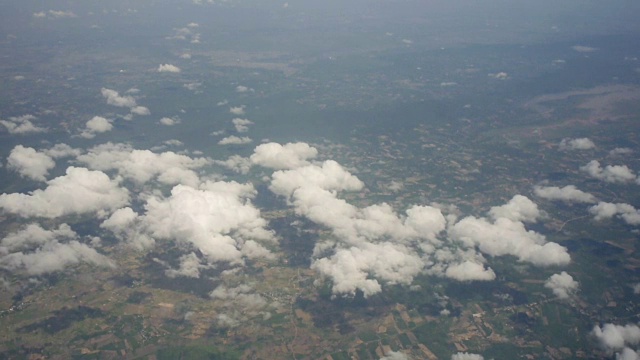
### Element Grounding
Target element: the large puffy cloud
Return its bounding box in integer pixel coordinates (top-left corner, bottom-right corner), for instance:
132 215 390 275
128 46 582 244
139 181 275 265
0 114 47 134
592 323 640 353
589 202 640 225
0 223 114 275
559 137 595 151
545 271 579 299
581 160 637 184
0 167 129 218
449 196 570 267
77 143 210 187
7 145 55 181
251 142 318 170
533 185 597 204
444 261 496 282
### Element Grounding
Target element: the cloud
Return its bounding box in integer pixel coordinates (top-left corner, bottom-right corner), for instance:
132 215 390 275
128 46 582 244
533 185 597 203
0 114 47 134
489 72 508 80
100 88 150 118
236 85 252 93
44 143 82 159
101 88 137 108
379 351 409 360
251 142 318 170
0 167 129 218
572 45 598 53
580 160 637 184
7 145 55 182
165 252 205 278
215 155 252 174
139 181 275 265
157 64 181 73
232 118 253 133
445 261 496 281
488 195 541 223
79 116 113 138
559 137 595 150
545 271 579 299
218 136 252 145
229 106 245 115
130 106 150 116
610 148 633 156
159 117 181 126
451 353 484 360
77 142 210 187
592 323 640 353
589 202 640 225
48 10 77 18
0 223 114 276
449 196 571 267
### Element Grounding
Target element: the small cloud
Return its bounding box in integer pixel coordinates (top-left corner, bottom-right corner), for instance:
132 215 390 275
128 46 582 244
401 39 413 44
80 116 113 139
572 45 597 53
534 185 597 204
544 271 579 299
232 118 253 133
0 114 47 134
235 85 252 93
451 353 484 360
33 12 46 18
157 64 181 73
559 137 595 151
610 147 633 156
183 82 201 91
489 72 508 80
130 106 150 116
229 106 245 115
440 82 457 87
48 10 77 18
159 117 181 126
180 53 192 59
218 136 252 145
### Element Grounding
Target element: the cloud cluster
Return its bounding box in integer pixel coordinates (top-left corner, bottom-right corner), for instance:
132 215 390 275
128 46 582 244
77 142 210 187
580 160 637 184
592 323 640 358
0 167 129 218
254 143 573 296
100 88 150 118
544 271 579 299
0 114 47 134
589 202 640 225
7 145 55 182
0 223 113 275
533 185 597 203
450 196 571 267
559 138 595 151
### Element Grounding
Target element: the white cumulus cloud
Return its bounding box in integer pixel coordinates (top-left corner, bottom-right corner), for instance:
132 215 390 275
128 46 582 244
533 185 597 203
545 271 579 299
7 145 55 182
